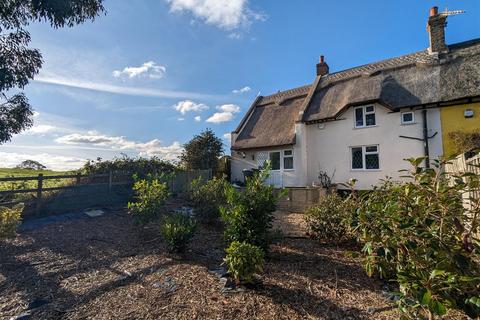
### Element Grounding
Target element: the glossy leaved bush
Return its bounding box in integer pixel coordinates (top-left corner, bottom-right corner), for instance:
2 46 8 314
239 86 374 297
127 175 169 226
0 204 23 239
224 241 264 284
160 213 196 253
355 158 480 319
189 177 228 224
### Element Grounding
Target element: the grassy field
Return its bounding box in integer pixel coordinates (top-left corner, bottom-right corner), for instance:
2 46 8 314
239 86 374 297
0 168 75 192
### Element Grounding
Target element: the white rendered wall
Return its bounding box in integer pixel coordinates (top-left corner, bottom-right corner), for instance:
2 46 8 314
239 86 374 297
305 104 443 189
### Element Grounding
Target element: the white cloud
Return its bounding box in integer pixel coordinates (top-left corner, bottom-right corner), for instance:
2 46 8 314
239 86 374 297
206 104 241 123
232 86 251 94
206 112 234 123
34 76 222 101
223 133 231 140
55 131 183 161
113 61 166 79
217 104 240 113
194 115 201 122
177 117 185 121
0 151 86 171
25 124 56 135
166 0 265 30
173 100 209 115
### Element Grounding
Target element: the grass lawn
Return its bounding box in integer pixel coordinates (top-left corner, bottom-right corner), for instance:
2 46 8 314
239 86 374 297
0 207 471 319
0 168 74 192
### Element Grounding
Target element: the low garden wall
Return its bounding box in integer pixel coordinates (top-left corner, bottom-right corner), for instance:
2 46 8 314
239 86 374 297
275 187 328 212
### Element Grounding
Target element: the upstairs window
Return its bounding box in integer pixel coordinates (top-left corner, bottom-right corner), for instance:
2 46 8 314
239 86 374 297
283 150 294 170
401 111 415 124
351 145 379 170
354 105 376 128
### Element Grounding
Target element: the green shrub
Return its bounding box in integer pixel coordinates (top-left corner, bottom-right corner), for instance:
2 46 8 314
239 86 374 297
221 165 281 252
128 177 169 226
83 156 178 178
160 213 197 253
189 177 228 223
0 204 23 239
304 192 355 242
224 241 264 284
355 158 480 319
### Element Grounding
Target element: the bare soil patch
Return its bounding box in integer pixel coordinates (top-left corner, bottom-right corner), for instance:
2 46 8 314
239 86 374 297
0 210 469 319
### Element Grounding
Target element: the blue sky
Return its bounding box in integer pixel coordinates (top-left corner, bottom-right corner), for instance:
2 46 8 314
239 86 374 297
1 0 479 170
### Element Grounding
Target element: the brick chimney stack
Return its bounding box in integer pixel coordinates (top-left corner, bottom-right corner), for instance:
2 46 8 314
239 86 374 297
427 6 448 54
316 55 329 76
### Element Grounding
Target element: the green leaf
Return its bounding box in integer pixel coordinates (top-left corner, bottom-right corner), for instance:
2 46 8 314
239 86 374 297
430 269 445 280
467 297 480 307
421 290 432 306
429 300 447 316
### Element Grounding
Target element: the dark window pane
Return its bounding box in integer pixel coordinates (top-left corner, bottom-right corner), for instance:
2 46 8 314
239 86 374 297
284 157 293 169
365 113 376 126
284 150 293 156
365 146 377 152
352 147 363 169
366 106 374 112
270 152 280 170
355 108 364 127
365 154 379 169
402 112 413 123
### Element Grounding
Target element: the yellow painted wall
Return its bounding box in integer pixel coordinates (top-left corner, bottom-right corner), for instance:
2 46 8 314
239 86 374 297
440 102 480 156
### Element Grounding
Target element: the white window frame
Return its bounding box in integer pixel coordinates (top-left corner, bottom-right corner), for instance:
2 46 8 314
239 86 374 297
283 149 294 171
401 111 415 125
354 105 376 128
269 151 281 171
350 145 380 171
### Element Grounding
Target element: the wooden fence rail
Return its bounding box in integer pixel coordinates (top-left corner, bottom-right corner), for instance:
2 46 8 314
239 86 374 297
0 169 212 214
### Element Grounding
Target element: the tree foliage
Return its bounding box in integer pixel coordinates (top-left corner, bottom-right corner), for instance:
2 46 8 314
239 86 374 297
82 156 178 177
16 159 46 170
448 130 480 156
180 129 223 173
0 0 105 143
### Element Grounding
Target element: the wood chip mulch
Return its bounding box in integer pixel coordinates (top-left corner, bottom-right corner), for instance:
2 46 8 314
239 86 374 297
0 210 470 319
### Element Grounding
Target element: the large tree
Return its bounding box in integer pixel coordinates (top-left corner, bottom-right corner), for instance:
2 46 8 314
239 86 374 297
16 159 46 170
0 0 105 144
181 129 224 172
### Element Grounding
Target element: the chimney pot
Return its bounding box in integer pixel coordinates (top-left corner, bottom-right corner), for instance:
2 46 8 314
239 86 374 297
429 6 438 17
316 55 329 76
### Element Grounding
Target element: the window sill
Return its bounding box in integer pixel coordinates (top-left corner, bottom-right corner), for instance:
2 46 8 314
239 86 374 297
401 122 416 126
350 169 381 172
283 169 295 172
353 125 378 130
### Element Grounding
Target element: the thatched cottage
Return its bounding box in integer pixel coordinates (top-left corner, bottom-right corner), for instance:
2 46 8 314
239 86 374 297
230 7 480 189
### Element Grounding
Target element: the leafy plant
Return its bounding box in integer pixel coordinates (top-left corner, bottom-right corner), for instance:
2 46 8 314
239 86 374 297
0 204 23 239
304 192 355 242
224 241 264 284
160 213 197 253
220 164 282 252
181 129 224 173
189 177 228 223
127 177 169 226
83 156 178 178
355 158 480 319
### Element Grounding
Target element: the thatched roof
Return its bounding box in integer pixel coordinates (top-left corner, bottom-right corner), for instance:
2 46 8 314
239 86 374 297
232 39 480 150
231 85 310 150
303 39 480 122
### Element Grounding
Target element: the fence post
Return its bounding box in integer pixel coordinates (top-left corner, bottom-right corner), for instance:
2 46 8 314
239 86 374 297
108 170 113 191
76 172 81 185
36 173 43 215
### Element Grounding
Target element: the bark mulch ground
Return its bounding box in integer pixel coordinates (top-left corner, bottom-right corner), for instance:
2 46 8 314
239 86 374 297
0 210 470 320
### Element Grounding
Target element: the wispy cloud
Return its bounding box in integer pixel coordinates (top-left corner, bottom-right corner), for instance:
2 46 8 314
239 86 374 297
206 104 241 123
194 115 201 122
223 133 231 140
113 61 166 79
166 0 266 30
173 100 209 115
55 131 183 161
232 86 251 94
34 76 222 100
